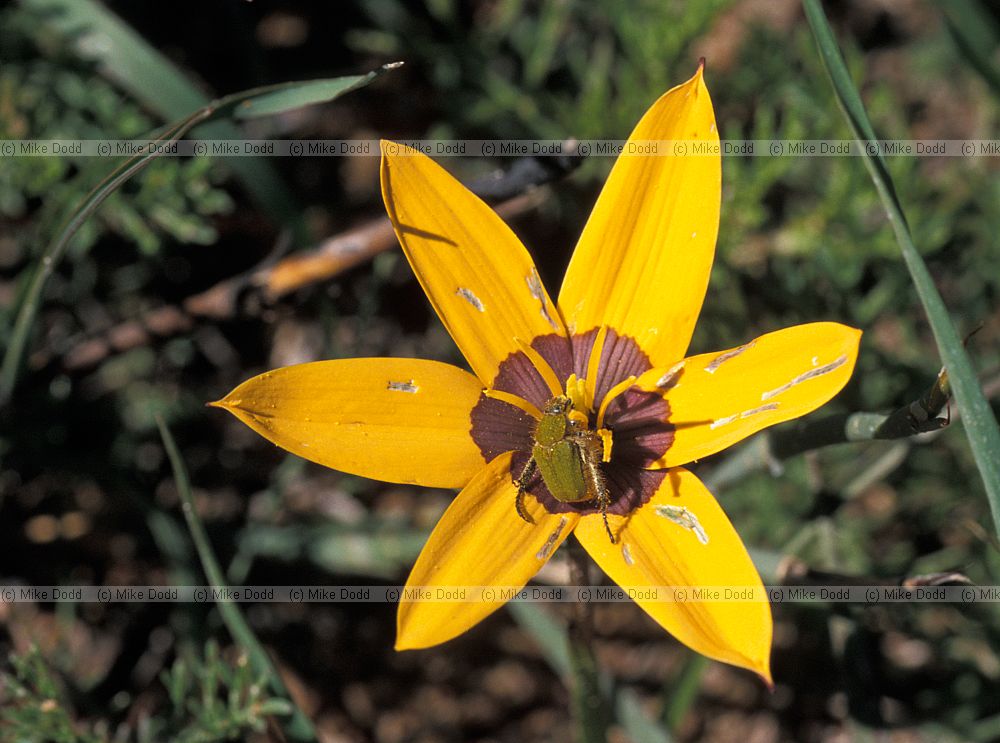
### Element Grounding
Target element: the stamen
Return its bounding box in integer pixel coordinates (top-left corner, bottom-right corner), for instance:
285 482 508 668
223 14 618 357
597 428 614 463
564 374 589 415
583 326 609 411
514 337 563 399
596 375 637 430
483 389 543 420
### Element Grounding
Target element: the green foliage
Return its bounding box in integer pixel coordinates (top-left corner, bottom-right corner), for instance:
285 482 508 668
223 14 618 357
0 646 103 743
3 1 1000 740
711 23 1000 338
0 10 233 256
803 0 1000 531
0 642 292 743
350 0 729 140
147 640 292 743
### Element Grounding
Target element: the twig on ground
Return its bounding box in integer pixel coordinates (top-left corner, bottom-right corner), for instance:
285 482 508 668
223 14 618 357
53 147 583 371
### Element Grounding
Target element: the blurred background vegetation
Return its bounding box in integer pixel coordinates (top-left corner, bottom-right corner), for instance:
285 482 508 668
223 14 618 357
1 0 999 741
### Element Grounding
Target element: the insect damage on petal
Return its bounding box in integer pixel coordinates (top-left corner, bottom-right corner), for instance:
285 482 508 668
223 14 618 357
656 505 709 545
526 268 559 330
536 516 568 560
761 355 848 401
387 380 419 393
656 361 685 390
709 402 780 430
621 542 635 566
704 341 755 374
456 287 485 312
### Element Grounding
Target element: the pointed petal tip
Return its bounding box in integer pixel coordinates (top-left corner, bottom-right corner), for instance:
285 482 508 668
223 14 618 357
396 614 449 651
395 615 417 651
762 670 775 690
755 657 774 689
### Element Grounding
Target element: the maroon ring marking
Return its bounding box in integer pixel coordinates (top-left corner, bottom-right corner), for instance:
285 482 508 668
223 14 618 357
469 329 674 516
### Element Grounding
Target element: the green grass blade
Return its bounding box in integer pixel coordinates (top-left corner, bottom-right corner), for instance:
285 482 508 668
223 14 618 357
155 416 317 741
802 0 1000 535
616 689 674 743
940 0 1000 95
507 600 571 675
661 653 708 733
228 71 396 118
0 65 394 405
508 601 674 743
1 112 206 404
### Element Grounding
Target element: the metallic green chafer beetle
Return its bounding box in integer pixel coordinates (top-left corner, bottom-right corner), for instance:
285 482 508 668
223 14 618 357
515 395 614 542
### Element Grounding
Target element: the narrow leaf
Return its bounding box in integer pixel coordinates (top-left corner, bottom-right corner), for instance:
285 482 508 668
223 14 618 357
0 64 395 404
940 0 1000 95
156 417 317 741
508 601 675 743
802 0 1000 534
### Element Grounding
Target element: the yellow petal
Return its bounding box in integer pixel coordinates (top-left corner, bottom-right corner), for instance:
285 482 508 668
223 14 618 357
640 322 862 468
558 65 719 366
212 358 485 488
397 452 578 649
575 468 772 681
381 142 565 386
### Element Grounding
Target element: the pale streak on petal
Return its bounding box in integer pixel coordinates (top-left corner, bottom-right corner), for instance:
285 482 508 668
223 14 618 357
709 402 780 429
655 505 709 545
740 403 779 418
536 517 569 560
527 268 559 330
621 542 635 566
761 356 848 401
708 413 738 430
456 287 485 312
704 342 755 375
387 380 419 393
656 361 686 389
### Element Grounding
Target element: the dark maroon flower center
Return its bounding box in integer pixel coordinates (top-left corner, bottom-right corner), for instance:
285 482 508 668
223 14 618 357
469 329 674 516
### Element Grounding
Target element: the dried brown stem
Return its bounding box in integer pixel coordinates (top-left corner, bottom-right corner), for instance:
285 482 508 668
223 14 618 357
54 191 547 371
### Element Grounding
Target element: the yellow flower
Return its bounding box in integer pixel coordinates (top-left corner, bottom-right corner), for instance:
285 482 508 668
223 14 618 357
213 65 860 683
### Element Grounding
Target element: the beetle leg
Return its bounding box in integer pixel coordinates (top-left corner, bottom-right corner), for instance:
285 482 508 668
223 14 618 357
599 492 613 545
514 457 536 524
577 435 615 544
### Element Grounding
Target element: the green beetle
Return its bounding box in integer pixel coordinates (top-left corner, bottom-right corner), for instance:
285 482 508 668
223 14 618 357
515 395 614 542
